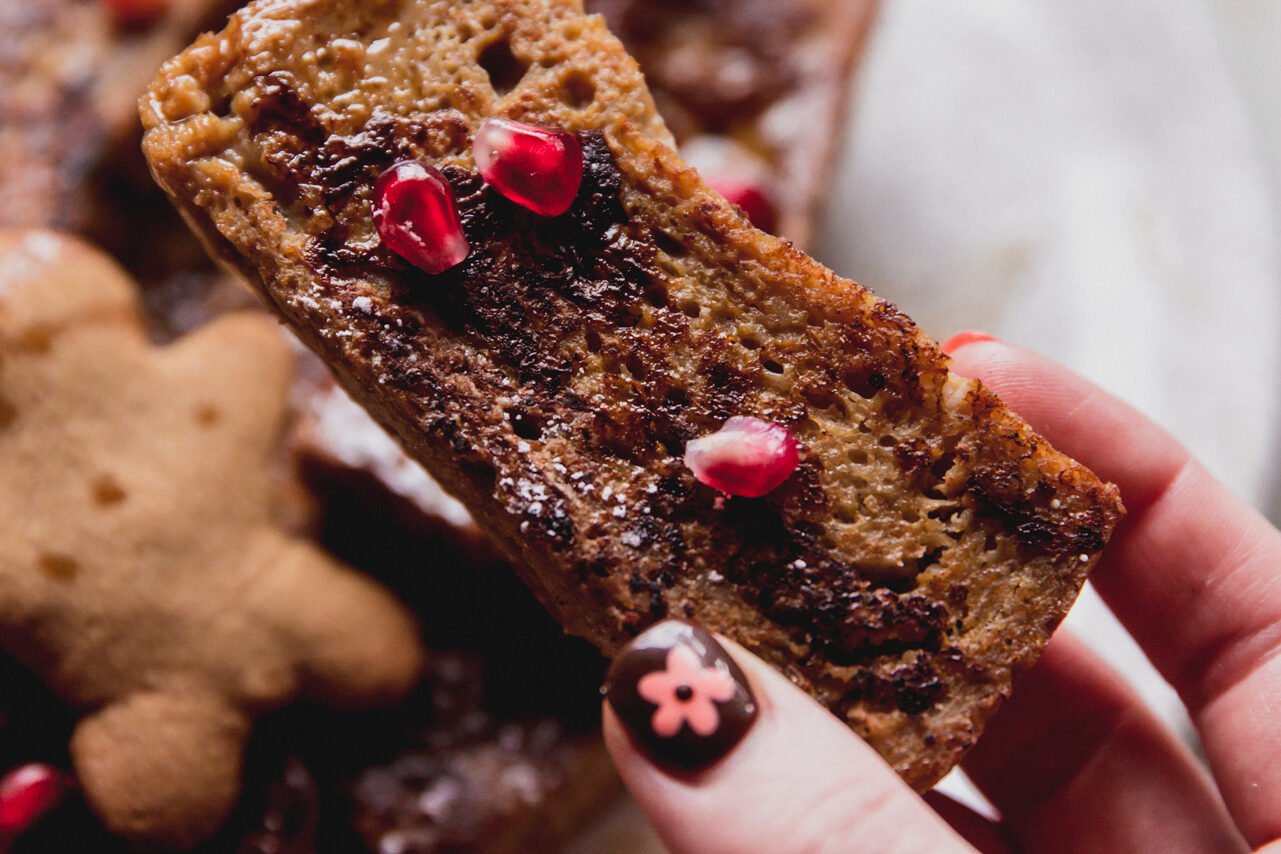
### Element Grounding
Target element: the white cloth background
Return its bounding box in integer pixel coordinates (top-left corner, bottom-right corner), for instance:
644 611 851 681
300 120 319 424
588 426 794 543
574 0 1281 845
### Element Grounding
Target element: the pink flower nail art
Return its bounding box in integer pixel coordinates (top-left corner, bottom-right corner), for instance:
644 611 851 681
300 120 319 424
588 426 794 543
606 620 758 770
637 644 737 737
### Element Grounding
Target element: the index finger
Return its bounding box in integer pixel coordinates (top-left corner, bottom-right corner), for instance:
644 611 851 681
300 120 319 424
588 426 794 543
946 334 1281 847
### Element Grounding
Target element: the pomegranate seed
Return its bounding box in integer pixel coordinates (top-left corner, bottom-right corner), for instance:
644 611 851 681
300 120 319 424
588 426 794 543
373 161 470 275
0 764 69 834
684 417 799 498
708 178 778 234
473 118 583 217
102 0 170 27
679 136 778 233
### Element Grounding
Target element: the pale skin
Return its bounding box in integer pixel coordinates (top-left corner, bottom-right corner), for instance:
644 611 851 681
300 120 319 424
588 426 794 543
604 335 1281 853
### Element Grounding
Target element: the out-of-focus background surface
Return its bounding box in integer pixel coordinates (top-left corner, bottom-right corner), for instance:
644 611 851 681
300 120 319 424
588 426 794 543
578 0 1281 845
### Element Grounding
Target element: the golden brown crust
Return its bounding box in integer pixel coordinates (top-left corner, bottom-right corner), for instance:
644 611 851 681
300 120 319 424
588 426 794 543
142 0 1123 790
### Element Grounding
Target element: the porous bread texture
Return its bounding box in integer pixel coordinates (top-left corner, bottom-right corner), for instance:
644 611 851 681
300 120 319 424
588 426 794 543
0 229 424 848
141 0 1124 790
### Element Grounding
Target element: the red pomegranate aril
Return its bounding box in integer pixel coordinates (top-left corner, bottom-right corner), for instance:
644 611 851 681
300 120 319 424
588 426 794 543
373 161 470 275
0 764 70 835
684 417 799 498
709 178 778 234
103 0 170 27
473 118 583 217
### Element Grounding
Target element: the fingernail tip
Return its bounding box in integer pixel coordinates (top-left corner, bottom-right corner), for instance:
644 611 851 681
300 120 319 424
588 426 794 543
606 619 758 773
941 330 997 355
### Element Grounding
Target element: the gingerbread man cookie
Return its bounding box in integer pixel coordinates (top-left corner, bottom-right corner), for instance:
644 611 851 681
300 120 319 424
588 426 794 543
0 230 425 848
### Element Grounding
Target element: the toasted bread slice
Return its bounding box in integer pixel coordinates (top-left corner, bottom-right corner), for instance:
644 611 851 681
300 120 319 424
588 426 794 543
143 0 1123 788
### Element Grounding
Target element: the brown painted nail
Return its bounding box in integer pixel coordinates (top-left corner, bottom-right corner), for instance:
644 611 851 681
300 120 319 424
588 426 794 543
605 620 757 773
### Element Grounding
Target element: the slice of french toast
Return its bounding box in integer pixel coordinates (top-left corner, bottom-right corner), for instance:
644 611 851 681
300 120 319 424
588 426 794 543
142 0 1124 789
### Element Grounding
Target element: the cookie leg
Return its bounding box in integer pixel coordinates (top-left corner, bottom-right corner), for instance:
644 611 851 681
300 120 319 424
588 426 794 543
70 690 250 849
259 536 425 707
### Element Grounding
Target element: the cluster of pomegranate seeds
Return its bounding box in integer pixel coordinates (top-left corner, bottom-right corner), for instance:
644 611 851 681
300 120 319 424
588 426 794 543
473 118 584 217
684 417 800 498
373 161 470 275
709 178 778 234
102 0 169 27
371 119 585 273
0 764 69 836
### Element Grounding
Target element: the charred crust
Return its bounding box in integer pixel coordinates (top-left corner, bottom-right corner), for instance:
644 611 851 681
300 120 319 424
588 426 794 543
246 72 325 145
894 437 938 484
968 458 1112 558
728 527 949 666
850 653 949 716
627 571 669 621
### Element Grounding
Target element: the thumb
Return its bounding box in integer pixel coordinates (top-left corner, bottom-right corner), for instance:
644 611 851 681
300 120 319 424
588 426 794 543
603 620 975 854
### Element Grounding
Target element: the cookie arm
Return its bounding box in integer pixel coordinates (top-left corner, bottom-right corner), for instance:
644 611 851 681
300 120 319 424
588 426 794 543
70 690 251 849
254 534 425 707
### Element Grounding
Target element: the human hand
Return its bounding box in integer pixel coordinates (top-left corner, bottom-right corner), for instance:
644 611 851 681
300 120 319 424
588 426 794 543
601 334 1281 853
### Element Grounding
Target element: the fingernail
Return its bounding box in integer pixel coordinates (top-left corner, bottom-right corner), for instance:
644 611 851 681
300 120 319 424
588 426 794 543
605 620 758 773
941 330 996 355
